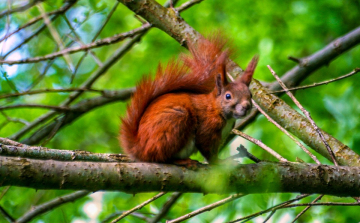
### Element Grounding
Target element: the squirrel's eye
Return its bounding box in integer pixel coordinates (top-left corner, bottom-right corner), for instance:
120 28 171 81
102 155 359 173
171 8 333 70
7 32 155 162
225 94 232 100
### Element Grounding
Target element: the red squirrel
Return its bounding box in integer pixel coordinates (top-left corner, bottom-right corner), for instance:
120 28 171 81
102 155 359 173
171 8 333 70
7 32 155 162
120 35 258 166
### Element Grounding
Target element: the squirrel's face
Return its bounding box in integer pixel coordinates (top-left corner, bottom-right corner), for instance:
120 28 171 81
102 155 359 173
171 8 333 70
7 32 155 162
220 82 252 119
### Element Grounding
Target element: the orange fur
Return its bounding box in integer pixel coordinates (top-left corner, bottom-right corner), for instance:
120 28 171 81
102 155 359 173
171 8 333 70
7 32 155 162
120 35 258 165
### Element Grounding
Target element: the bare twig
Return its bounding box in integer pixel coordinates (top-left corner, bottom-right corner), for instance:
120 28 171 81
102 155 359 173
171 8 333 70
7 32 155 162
40 117 65 146
269 68 360 94
2 2 75 59
168 193 246 223
263 210 276 223
101 211 151 222
0 88 103 99
149 192 182 223
0 140 130 162
0 104 72 111
251 99 321 164
229 194 310 223
285 201 360 208
63 15 103 67
176 0 203 11
232 129 288 162
0 186 10 201
228 145 261 163
0 0 12 58
70 1 119 79
0 1 76 43
288 56 301 63
0 111 30 126
0 205 14 223
291 194 324 223
0 0 43 19
110 192 167 223
16 191 90 223
0 24 151 65
267 65 338 166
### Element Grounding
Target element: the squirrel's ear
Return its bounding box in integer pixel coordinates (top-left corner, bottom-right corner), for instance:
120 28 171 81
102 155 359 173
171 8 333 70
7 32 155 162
215 74 223 96
239 55 259 86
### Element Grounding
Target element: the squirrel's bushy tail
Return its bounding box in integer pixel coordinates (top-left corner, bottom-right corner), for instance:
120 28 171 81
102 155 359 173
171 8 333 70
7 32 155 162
120 36 229 153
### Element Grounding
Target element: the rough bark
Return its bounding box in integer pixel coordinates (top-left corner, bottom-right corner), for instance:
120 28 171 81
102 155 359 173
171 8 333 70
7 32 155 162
1 156 360 196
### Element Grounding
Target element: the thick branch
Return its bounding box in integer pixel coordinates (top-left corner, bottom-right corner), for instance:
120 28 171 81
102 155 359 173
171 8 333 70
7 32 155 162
1 156 360 196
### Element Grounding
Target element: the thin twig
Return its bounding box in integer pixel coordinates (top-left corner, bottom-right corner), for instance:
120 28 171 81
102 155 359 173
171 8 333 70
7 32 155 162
110 192 167 223
37 4 74 72
0 205 14 223
168 193 246 223
229 194 310 223
0 0 12 57
232 129 288 162
0 140 130 162
284 201 360 208
101 211 151 222
0 186 10 201
252 99 321 164
63 15 103 66
288 56 301 63
1 111 30 126
228 145 261 163
0 0 43 18
0 1 76 43
269 68 360 94
1 3 74 59
176 0 203 11
16 191 89 223
291 194 324 223
267 65 338 166
263 210 276 223
0 88 103 99
70 1 119 79
149 192 183 223
0 24 151 65
40 117 65 146
0 104 72 111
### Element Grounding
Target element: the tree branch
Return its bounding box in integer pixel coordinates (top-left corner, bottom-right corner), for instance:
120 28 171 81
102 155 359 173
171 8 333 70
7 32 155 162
268 65 339 166
251 79 360 167
273 26 360 90
16 190 89 223
168 193 245 223
110 192 166 223
0 0 44 19
0 1 77 43
20 87 135 145
1 155 360 196
0 142 129 162
269 68 360 94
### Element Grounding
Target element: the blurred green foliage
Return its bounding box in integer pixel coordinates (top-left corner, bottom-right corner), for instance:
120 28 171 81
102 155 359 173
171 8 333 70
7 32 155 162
0 0 360 222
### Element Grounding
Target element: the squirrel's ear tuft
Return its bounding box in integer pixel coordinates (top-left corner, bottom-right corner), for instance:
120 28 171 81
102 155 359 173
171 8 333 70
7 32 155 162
239 55 258 86
215 74 223 96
